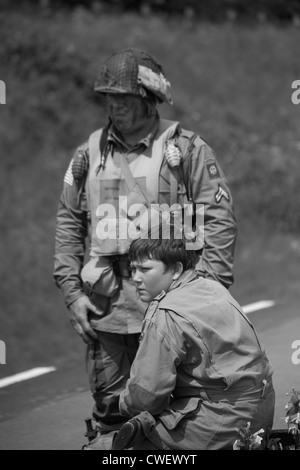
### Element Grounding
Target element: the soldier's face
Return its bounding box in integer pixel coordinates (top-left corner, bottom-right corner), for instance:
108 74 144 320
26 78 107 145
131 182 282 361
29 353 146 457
106 94 150 136
130 258 176 303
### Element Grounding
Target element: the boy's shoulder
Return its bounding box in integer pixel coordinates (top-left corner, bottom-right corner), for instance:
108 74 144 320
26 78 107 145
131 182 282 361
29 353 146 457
160 276 230 313
159 277 238 316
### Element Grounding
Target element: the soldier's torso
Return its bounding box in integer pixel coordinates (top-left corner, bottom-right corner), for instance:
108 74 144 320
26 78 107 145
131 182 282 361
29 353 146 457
86 119 182 256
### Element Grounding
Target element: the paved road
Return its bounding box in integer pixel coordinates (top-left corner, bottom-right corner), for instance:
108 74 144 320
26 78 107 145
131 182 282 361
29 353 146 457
0 300 298 450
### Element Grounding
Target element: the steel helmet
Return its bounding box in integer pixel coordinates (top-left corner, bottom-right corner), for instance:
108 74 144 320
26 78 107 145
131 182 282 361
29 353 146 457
94 48 173 105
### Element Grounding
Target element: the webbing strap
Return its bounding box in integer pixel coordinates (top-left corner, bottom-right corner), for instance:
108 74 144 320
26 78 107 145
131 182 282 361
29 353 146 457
169 168 179 206
118 154 138 192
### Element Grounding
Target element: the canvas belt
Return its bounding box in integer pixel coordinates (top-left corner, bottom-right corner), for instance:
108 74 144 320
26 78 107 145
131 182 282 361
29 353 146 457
174 378 272 403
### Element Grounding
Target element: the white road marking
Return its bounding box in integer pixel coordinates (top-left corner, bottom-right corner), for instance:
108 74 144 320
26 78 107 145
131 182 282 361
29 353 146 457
242 300 275 314
0 367 56 389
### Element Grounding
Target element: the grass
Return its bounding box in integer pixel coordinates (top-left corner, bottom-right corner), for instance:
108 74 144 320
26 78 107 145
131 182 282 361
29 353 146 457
0 7 300 375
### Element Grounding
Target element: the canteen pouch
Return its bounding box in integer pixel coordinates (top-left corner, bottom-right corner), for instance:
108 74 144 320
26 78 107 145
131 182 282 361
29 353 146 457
81 257 120 298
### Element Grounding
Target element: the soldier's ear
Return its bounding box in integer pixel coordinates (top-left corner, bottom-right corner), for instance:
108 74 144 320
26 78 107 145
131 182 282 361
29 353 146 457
172 262 183 280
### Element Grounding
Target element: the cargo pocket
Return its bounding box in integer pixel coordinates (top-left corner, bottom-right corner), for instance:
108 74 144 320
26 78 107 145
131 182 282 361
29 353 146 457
158 397 201 431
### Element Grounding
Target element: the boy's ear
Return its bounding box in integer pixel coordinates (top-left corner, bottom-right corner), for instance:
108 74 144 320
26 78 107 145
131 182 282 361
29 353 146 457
172 262 183 280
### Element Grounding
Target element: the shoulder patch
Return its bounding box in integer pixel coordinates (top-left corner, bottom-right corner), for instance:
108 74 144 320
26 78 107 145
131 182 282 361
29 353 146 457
64 159 74 186
206 161 221 180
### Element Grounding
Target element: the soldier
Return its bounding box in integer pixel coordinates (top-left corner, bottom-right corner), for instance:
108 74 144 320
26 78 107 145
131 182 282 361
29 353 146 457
53 48 237 444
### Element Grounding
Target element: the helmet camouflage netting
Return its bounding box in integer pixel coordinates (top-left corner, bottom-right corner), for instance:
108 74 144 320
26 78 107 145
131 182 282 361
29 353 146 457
94 48 173 105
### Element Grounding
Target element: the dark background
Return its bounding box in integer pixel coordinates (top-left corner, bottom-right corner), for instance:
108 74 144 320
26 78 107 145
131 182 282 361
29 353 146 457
4 0 300 22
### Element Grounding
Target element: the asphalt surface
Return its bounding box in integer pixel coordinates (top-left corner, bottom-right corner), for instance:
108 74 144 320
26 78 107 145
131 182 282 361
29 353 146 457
0 300 298 450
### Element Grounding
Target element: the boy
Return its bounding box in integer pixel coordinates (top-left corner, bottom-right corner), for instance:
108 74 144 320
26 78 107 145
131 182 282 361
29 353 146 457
113 223 275 450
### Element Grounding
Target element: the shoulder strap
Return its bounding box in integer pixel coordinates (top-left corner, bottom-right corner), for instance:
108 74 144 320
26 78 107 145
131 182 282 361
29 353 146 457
169 168 179 206
181 133 198 202
118 155 136 192
168 132 198 205
118 154 151 207
119 120 180 205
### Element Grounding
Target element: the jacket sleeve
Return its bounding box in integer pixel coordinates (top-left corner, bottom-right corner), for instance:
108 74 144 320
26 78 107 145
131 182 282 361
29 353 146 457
53 148 89 308
119 311 185 418
181 132 238 288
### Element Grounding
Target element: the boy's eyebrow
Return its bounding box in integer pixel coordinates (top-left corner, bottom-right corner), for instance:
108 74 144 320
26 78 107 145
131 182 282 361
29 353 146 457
130 261 149 269
130 262 141 268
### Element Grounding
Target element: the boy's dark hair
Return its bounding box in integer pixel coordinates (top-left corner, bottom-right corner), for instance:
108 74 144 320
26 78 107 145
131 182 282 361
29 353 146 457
129 223 198 272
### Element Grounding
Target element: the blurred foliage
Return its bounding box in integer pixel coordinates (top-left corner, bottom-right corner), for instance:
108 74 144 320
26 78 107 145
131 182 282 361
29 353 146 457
2 0 300 23
0 8 300 372
1 8 299 233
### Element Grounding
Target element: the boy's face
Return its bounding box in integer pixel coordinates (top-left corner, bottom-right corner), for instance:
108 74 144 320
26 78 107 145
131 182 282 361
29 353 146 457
130 258 176 303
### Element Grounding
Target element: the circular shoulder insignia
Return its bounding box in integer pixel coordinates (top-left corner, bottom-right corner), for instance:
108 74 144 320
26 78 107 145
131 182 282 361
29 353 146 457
206 161 221 180
209 165 217 176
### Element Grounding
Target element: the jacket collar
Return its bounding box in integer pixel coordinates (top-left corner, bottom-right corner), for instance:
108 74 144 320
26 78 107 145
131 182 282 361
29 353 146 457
168 269 199 293
153 269 199 302
107 114 160 154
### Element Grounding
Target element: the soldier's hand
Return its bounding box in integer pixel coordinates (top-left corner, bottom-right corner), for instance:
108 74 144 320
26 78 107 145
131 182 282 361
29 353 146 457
68 296 102 344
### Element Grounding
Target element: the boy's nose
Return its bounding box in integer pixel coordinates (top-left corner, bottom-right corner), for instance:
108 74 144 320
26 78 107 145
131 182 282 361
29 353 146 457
132 271 142 284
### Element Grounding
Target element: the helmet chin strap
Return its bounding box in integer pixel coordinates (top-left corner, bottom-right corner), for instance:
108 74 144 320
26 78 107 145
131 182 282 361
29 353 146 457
145 100 157 117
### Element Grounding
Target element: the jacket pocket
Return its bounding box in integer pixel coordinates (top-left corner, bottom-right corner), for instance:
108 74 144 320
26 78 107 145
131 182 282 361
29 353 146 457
158 397 201 431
